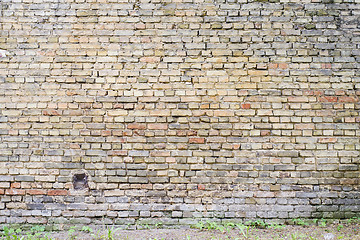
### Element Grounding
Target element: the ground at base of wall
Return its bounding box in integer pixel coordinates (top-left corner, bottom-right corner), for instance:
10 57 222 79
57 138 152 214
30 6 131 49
59 226 360 240
5 222 360 240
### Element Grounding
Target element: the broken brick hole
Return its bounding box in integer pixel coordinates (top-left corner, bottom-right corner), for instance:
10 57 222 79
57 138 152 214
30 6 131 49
73 173 88 190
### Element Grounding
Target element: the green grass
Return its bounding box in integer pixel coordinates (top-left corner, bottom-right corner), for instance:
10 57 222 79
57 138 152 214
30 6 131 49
0 225 122 240
292 218 310 227
1 219 360 240
1 225 53 240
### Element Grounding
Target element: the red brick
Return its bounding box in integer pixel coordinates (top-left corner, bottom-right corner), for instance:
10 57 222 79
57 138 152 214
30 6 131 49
314 90 324 96
261 130 271 136
47 190 68 196
189 138 205 144
141 184 153 190
101 130 112 136
278 63 288 69
127 123 146 130
338 96 358 103
319 138 337 143
27 189 47 195
0 189 4 195
42 110 60 116
108 150 128 156
198 184 205 190
11 182 21 189
241 103 251 109
114 103 124 109
321 63 332 69
319 96 338 102
233 144 241 150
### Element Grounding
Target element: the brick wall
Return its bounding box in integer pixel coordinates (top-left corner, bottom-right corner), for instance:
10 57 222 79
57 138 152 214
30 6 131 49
0 0 359 227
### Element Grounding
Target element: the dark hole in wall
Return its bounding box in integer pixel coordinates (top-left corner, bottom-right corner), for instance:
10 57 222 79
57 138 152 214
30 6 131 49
73 173 88 190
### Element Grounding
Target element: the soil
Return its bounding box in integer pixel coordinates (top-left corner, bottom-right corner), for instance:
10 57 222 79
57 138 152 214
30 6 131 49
49 223 360 240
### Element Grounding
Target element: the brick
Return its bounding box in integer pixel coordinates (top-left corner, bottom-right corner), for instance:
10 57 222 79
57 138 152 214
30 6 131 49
5 189 25 195
241 103 251 109
129 151 149 157
108 110 128 116
148 124 168 130
0 0 359 227
10 183 21 189
189 138 205 144
319 96 338 102
27 190 47 195
214 110 234 117
14 176 35 182
140 57 160 63
127 123 146 130
338 96 358 103
47 190 68 196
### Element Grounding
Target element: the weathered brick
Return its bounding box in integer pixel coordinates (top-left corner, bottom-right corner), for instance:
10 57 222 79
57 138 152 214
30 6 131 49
0 0 358 227
47 190 68 196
